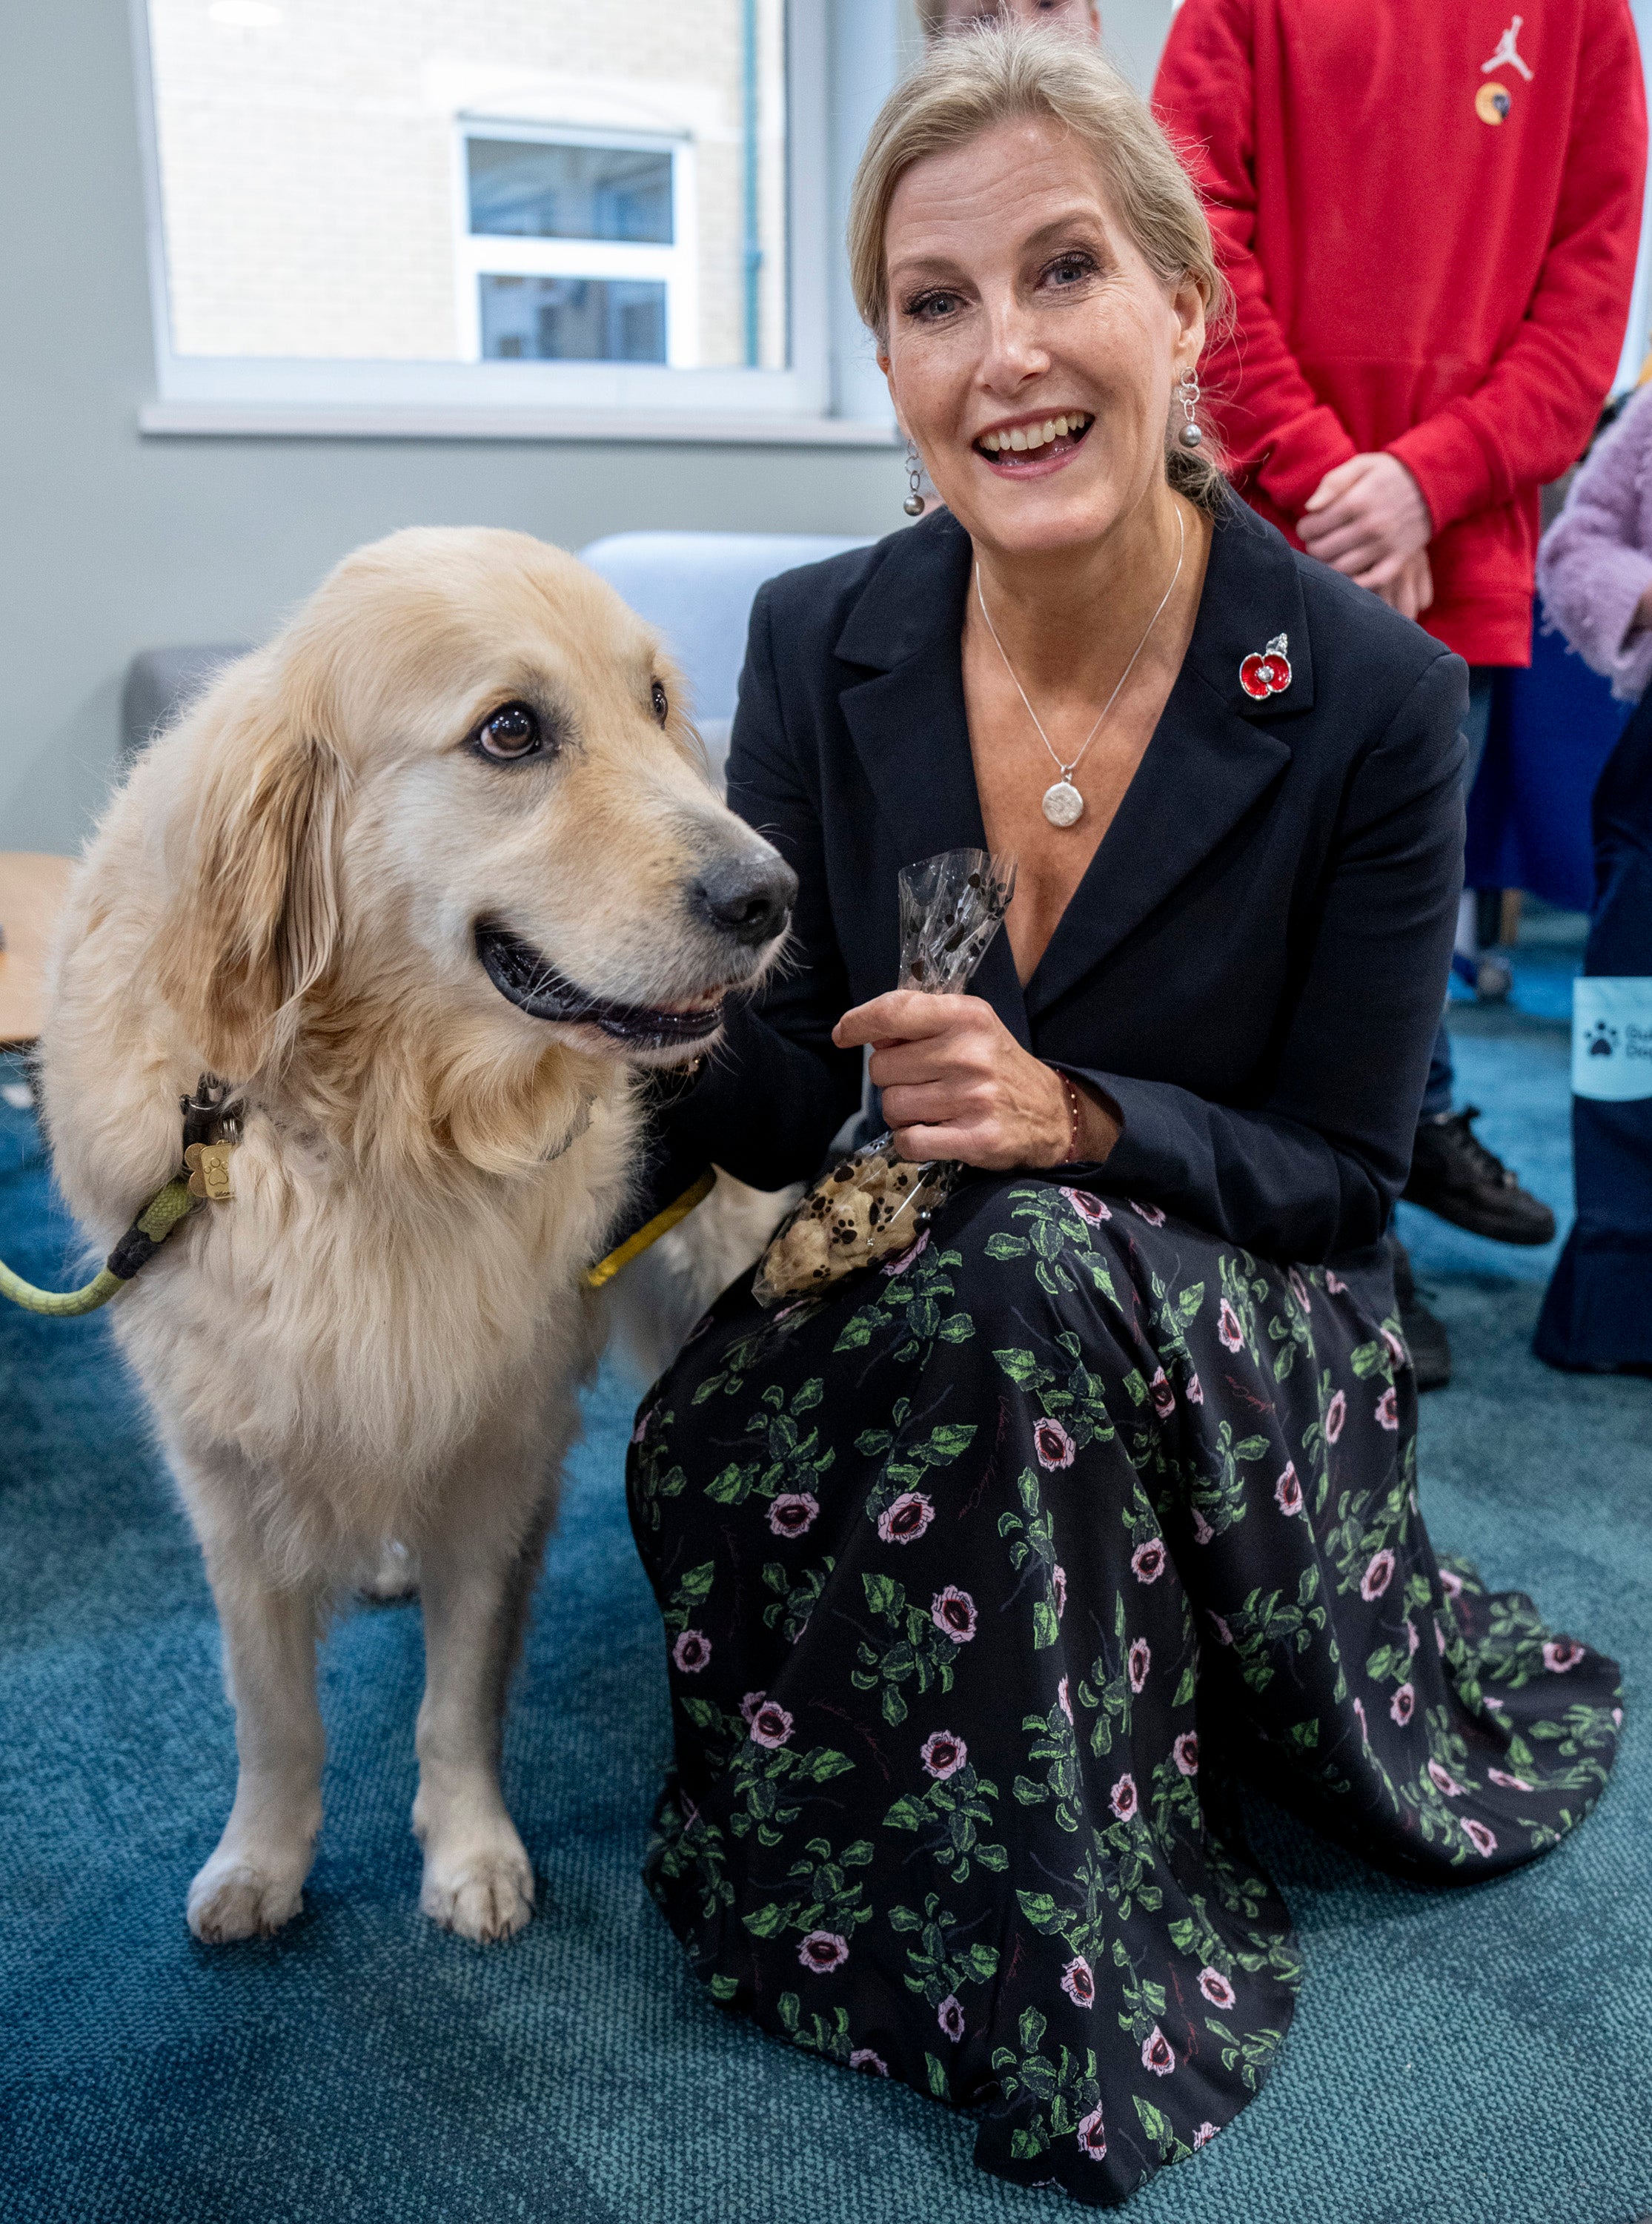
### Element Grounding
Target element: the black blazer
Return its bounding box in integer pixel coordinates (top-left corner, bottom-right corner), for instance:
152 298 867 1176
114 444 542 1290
655 498 1468 1263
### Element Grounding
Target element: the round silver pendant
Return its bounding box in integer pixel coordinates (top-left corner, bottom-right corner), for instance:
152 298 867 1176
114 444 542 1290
1042 779 1084 828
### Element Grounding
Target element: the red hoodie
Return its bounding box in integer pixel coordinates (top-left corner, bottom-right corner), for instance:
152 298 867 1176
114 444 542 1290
1153 0 1648 665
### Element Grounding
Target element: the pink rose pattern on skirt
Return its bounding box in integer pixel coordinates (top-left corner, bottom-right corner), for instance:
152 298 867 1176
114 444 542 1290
628 1176 1620 2211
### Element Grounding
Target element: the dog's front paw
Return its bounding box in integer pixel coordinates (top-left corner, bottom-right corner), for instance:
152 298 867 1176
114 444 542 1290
419 1839 535 1944
187 1851 307 1943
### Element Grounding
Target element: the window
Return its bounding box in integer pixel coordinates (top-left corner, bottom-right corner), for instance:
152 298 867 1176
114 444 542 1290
131 0 888 437
458 130 695 367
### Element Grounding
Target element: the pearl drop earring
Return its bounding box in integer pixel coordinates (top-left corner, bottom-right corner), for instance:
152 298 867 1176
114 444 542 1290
1177 365 1203 449
903 438 926 516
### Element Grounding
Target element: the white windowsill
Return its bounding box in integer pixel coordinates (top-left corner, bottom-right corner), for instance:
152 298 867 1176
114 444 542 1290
137 400 899 446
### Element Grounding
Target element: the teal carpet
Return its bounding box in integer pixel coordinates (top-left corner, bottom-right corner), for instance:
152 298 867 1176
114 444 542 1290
3 970 1649 2223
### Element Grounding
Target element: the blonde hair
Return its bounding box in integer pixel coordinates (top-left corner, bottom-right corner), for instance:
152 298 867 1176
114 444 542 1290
848 24 1230 510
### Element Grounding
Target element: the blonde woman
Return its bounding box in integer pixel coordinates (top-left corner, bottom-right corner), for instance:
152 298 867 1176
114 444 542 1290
626 30 1619 2206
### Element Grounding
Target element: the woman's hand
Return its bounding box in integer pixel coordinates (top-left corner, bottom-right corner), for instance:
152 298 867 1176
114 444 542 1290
832 991 1119 1169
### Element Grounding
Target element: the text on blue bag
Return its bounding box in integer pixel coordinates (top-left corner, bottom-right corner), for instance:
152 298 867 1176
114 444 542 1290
1573 978 1652 1102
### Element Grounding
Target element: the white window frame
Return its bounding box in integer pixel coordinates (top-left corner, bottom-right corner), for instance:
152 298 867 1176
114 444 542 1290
454 123 700 372
130 0 896 443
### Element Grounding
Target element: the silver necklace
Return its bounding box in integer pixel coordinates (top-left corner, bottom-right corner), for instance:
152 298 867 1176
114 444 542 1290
975 505 1186 827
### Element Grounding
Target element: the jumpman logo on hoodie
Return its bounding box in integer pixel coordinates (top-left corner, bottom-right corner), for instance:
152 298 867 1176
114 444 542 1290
1482 15 1535 81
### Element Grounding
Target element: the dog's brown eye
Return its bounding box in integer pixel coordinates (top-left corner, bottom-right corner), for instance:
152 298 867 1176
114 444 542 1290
651 681 668 725
475 703 541 761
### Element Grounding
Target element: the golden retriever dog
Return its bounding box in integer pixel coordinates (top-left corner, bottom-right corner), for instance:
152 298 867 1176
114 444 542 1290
39 527 795 1946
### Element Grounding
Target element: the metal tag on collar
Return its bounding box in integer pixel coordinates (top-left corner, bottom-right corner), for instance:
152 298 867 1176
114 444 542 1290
185 1140 236 1202
180 1073 243 1146
180 1072 243 1200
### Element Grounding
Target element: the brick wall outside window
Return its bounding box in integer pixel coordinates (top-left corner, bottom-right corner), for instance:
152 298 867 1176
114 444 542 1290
147 0 790 368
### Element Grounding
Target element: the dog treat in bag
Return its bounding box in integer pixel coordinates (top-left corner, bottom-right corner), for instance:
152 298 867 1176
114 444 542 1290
752 847 1016 1306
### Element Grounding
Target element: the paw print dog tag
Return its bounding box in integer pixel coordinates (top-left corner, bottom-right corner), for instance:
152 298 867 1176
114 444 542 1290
185 1140 236 1202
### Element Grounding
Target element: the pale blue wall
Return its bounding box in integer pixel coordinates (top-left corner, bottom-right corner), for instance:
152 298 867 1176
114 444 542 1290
1104 0 1176 94
1614 0 1652 388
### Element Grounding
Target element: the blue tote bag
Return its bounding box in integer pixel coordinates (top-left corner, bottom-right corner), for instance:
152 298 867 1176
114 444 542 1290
1536 689 1652 1371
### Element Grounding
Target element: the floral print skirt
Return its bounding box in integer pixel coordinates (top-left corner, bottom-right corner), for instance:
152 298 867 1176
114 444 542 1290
626 1175 1621 2209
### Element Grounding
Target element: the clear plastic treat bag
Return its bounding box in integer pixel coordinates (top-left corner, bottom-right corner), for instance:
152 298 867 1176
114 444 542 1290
753 847 1017 1306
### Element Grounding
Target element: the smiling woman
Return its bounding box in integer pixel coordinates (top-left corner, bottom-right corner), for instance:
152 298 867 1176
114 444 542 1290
622 26 1622 2212
847 47 1228 973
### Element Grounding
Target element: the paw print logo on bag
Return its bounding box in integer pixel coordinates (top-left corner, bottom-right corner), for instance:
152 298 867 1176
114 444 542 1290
753 848 1015 1308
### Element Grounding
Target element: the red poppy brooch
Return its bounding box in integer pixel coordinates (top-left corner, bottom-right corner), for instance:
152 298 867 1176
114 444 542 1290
1239 633 1293 700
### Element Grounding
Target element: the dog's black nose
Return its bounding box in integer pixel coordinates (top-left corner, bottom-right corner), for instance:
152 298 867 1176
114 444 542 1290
691 850 797 947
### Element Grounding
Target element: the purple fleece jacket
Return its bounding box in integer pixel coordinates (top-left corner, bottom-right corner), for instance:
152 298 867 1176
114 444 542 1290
1538 384 1652 703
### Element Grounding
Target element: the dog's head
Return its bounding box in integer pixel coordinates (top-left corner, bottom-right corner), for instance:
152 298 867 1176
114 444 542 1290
155 528 795 1111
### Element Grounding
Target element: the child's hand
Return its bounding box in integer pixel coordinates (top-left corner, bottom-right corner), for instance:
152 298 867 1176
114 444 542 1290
1373 546 1434 622
1298 454 1433 591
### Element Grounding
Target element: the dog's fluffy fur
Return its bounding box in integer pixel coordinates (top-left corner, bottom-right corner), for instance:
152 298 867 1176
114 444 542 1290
39 526 790 1945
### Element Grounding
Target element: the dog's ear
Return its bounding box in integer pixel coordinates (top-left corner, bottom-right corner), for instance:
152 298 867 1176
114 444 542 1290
156 675 347 1074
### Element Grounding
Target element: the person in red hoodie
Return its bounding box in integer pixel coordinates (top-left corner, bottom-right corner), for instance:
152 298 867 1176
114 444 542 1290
1155 0 1647 1380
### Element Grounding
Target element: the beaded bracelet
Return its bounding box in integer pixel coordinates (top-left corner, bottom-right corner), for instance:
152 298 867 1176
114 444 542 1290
1055 1069 1086 1164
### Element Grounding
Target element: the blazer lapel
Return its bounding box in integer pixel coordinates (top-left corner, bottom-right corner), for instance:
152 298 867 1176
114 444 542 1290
829 500 1315 1045
836 515 1032 1046
1024 504 1313 1023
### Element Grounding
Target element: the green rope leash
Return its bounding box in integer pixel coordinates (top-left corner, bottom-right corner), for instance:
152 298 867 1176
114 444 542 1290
1 1073 717 1319
0 1175 197 1317
3 1162 716 1317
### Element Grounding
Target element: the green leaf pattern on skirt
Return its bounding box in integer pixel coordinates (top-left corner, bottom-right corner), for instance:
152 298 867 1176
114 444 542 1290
628 1176 1620 2208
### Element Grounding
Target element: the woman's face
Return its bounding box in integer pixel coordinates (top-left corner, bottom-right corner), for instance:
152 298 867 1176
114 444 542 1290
879 116 1204 557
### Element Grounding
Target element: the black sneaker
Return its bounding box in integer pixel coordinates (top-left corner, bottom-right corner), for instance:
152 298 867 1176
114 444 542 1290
1387 1234 1452 1392
1403 1107 1556 1245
